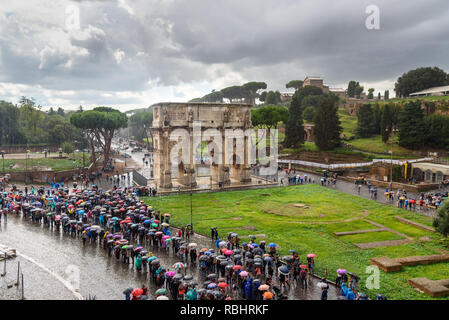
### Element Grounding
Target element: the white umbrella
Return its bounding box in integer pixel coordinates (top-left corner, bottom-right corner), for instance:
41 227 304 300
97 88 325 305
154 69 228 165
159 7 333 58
317 282 328 289
156 295 169 300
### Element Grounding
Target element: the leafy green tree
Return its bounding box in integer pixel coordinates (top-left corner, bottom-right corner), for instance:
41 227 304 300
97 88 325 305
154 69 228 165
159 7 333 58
221 86 247 103
0 100 26 145
424 114 449 149
264 91 281 105
284 93 304 148
356 104 377 138
381 104 394 143
313 97 342 150
286 80 304 91
367 88 375 99
395 67 448 98
433 201 449 238
378 92 381 100
302 106 316 123
251 105 288 129
62 141 74 155
384 90 390 100
397 101 426 149
129 111 153 148
71 107 128 168
258 91 267 102
355 83 364 98
347 81 357 98
242 82 267 105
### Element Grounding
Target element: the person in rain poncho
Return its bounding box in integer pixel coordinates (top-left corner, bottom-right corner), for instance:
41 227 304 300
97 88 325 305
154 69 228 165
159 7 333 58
244 278 253 300
185 288 197 300
340 282 348 297
135 254 142 271
346 288 355 300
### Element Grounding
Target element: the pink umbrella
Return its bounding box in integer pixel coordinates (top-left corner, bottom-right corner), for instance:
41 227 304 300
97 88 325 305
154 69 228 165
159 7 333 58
166 271 176 277
239 271 248 277
224 250 234 255
307 253 316 258
162 235 171 240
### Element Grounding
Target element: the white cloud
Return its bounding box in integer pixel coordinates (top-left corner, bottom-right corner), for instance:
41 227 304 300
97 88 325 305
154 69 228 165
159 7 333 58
113 49 125 64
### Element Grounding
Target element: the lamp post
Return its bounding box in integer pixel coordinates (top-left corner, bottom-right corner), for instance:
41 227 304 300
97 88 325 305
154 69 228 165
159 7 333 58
184 168 194 234
25 150 30 185
190 171 193 233
388 126 397 190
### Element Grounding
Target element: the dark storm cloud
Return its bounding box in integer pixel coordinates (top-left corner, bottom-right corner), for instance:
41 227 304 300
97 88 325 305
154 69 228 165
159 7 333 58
0 0 449 108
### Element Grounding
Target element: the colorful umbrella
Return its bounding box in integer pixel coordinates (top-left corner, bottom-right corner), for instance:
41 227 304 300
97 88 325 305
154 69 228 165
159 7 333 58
131 288 143 297
258 284 270 291
173 262 186 269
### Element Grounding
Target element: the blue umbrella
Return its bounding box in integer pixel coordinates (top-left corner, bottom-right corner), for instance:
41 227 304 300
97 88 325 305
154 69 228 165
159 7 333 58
267 243 277 248
263 256 272 262
204 251 212 256
207 283 217 289
279 266 289 274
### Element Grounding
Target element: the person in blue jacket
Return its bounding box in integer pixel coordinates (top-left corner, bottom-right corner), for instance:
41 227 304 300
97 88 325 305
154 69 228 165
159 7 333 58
346 288 355 300
340 282 348 297
244 278 253 300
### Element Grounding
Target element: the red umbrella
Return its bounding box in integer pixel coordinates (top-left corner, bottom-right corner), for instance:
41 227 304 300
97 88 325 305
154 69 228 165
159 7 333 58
307 253 316 258
232 265 242 270
131 288 143 298
218 282 228 288
300 264 307 268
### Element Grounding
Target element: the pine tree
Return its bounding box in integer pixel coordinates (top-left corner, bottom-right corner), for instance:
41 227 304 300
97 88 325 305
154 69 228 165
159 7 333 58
355 104 376 138
381 104 393 143
313 97 342 150
397 101 426 149
433 201 449 238
284 93 304 148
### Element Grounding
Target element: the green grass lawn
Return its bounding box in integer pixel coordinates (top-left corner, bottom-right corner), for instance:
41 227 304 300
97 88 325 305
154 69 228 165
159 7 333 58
370 96 449 106
2 153 90 172
144 184 449 300
338 108 358 138
347 135 416 157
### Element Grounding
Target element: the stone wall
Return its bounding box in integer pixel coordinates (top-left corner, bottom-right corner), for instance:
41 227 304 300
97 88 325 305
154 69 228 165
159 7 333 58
0 145 60 154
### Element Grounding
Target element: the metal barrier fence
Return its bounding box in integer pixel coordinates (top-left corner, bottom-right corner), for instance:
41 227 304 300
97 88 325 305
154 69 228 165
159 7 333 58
278 157 434 170
132 169 148 186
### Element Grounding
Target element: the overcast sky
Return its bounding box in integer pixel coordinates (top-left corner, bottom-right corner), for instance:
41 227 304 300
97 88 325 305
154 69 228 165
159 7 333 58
1 0 449 111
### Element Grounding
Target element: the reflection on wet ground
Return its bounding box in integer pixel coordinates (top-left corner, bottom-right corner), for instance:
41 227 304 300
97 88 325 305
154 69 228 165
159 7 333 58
0 215 339 300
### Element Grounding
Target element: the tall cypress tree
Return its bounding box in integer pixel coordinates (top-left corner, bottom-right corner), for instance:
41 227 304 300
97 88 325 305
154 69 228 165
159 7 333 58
284 93 304 148
397 101 426 149
356 104 376 138
313 97 342 150
381 104 393 143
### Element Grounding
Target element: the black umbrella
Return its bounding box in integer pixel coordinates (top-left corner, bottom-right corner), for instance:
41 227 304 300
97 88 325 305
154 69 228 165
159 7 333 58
183 275 193 281
207 274 217 280
220 261 228 266
123 287 133 295
173 274 183 280
150 259 160 265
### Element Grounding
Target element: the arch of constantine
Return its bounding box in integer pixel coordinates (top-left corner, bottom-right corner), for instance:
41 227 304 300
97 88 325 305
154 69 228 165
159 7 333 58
151 102 254 189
